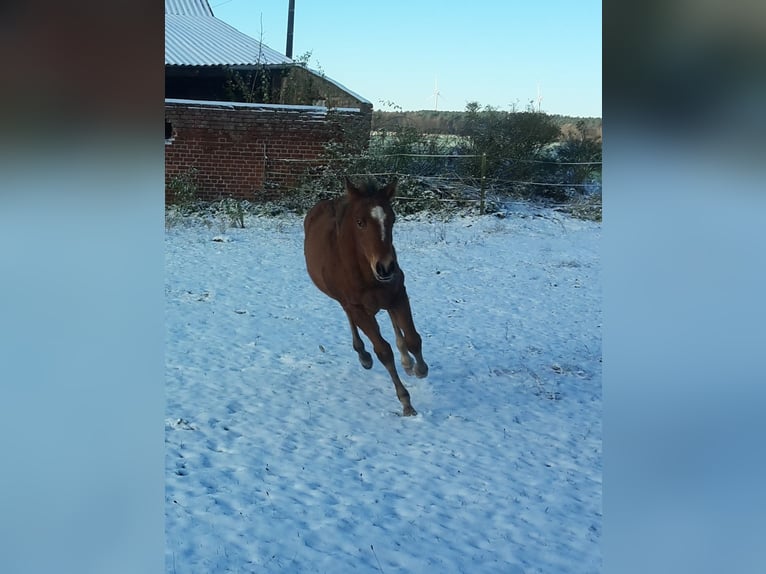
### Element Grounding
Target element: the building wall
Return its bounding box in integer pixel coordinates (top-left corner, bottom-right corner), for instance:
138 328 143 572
165 99 372 203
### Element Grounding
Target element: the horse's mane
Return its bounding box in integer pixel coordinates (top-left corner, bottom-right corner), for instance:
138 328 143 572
350 178 385 197
357 178 383 197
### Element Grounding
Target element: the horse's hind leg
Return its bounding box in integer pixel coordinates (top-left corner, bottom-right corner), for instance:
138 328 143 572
345 311 373 369
348 306 416 416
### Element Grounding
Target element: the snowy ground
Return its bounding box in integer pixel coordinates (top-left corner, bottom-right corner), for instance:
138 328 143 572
165 203 601 573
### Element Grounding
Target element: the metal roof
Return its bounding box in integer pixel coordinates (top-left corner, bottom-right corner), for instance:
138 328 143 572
165 0 292 67
165 0 213 17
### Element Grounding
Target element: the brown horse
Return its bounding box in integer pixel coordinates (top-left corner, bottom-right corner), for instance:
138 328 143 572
303 176 428 416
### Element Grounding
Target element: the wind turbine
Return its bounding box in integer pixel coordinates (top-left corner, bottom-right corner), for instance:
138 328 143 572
423 75 445 111
433 75 441 111
536 83 543 112
428 75 442 112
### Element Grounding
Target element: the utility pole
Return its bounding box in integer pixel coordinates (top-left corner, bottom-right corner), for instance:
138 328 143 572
286 0 295 58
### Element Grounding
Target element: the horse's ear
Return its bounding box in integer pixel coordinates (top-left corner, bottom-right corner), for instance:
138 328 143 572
383 178 397 199
344 176 361 198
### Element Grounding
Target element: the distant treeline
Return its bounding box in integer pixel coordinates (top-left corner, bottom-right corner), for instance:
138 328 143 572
372 110 602 141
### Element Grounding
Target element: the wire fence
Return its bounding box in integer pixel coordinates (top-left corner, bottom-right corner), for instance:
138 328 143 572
264 148 602 217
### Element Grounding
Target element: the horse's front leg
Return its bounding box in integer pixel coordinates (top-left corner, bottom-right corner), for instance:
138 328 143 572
343 309 372 369
388 294 428 379
348 305 416 416
388 312 415 376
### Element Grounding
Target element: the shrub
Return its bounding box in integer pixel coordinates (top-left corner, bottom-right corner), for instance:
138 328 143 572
462 102 561 182
168 168 200 210
552 119 602 201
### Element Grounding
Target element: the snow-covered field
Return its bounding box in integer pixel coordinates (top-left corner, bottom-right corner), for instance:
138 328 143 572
165 203 601 573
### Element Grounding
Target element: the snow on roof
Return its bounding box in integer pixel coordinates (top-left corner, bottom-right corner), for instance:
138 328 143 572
165 0 292 67
165 97 364 113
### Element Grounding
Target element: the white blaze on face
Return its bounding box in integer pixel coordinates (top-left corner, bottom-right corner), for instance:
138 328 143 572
370 206 386 242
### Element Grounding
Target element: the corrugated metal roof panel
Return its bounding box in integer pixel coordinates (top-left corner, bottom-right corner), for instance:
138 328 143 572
165 0 213 17
165 14 293 66
310 69 372 105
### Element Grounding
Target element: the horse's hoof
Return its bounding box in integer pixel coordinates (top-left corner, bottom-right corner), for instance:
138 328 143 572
359 353 373 369
415 364 429 378
403 405 417 416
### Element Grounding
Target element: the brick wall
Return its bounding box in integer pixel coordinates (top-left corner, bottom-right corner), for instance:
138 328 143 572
165 99 372 203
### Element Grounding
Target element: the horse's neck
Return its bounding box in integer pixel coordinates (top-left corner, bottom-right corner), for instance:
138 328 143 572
333 195 350 235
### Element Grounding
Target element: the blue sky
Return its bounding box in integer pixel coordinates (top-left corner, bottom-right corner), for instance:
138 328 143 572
211 0 601 117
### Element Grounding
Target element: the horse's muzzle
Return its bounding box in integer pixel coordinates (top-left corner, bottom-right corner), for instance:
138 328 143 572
374 260 398 282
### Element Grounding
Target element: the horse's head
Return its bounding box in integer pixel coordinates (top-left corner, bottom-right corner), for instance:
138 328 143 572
343 176 399 283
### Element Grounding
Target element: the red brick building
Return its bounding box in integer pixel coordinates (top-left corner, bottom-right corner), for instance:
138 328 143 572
165 0 372 203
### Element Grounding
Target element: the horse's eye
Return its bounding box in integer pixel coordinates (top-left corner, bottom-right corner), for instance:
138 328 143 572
356 218 366 228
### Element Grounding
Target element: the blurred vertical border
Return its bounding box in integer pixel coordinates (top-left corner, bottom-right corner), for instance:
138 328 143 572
0 1 165 573
604 1 766 573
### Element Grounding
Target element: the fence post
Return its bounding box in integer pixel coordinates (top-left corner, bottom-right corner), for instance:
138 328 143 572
480 152 487 214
